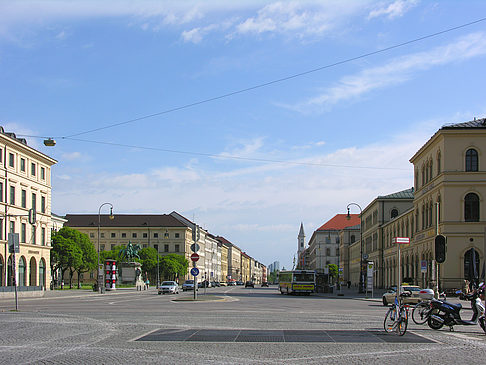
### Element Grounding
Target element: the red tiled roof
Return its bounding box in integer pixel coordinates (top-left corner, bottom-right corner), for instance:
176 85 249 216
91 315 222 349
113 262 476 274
317 214 360 231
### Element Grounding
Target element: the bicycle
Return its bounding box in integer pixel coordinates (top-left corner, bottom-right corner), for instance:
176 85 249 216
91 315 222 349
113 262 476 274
412 292 446 325
384 291 411 336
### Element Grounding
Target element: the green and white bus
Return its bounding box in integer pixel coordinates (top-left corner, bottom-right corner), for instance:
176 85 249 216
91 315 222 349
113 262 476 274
278 270 316 295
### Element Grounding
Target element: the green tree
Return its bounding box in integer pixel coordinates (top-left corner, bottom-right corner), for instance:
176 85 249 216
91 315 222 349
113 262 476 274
73 232 97 288
328 264 338 284
138 247 158 282
51 227 84 288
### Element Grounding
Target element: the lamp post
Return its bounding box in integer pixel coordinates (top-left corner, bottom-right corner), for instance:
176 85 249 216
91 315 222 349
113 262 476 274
98 203 114 294
347 203 364 293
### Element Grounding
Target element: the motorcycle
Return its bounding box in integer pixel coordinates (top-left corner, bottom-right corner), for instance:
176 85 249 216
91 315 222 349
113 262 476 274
428 284 486 333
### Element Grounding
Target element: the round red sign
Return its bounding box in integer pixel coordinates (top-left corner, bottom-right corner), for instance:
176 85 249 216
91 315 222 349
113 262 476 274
190 253 199 262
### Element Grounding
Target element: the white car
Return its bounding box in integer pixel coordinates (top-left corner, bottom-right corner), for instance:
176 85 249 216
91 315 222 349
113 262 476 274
158 281 180 295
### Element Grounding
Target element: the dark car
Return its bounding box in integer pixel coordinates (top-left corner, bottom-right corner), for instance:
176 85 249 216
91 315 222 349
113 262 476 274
261 282 269 287
236 281 244 285
245 281 254 288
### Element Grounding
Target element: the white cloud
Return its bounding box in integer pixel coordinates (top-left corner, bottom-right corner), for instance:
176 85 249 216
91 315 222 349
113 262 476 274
368 0 419 20
287 32 486 113
61 151 82 160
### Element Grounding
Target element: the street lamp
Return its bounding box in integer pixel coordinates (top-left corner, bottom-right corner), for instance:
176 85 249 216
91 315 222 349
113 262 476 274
346 203 364 293
98 203 114 294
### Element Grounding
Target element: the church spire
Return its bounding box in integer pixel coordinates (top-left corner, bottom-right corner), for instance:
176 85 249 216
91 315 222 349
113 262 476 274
298 222 305 253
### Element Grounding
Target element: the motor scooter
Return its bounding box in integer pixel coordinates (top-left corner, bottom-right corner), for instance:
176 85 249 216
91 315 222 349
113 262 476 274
428 285 485 332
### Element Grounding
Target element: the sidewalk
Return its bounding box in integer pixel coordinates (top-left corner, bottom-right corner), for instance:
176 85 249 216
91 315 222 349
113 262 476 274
315 286 385 302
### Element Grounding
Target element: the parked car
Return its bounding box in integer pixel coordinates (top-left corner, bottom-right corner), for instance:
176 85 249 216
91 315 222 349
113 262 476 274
219 281 227 287
245 281 254 288
198 280 211 288
261 282 269 287
212 281 221 287
382 285 427 306
227 281 236 286
182 280 196 291
236 281 244 285
158 281 180 295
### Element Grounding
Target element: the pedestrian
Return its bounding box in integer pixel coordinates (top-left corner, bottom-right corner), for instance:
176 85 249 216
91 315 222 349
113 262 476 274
145 279 150 290
347 280 351 289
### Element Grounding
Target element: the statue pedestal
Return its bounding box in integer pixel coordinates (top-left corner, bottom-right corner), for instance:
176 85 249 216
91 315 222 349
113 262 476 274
120 262 142 284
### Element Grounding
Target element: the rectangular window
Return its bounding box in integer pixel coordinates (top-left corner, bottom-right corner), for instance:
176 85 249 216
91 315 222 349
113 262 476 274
9 153 14 168
20 158 25 172
10 221 15 234
0 182 3 202
100 244 105 251
154 244 159 252
32 225 36 244
164 244 169 252
21 189 26 208
0 219 3 240
41 167 45 180
90 233 94 238
31 163 36 176
41 196 46 213
175 244 180 252
132 233 137 238
153 233 159 238
100 233 104 238
10 186 15 205
175 233 180 238
111 233 116 238
143 244 147 248
143 233 148 238
121 233 126 238
41 227 46 245
32 193 36 211
21 223 26 242
111 244 115 250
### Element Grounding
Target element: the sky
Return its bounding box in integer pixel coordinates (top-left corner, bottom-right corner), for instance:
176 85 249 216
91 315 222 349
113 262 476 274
2 0 486 270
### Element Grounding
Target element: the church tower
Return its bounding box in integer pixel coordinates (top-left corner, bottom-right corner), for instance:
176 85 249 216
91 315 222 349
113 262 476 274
298 222 305 254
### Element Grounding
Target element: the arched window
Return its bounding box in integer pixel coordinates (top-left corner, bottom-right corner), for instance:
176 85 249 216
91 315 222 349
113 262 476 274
350 235 355 243
437 196 441 223
464 248 480 281
465 149 478 172
415 169 419 189
39 259 46 288
18 256 26 286
464 193 480 222
391 209 398 219
437 151 441 174
0 255 3 286
7 256 13 286
29 257 37 286
429 160 433 181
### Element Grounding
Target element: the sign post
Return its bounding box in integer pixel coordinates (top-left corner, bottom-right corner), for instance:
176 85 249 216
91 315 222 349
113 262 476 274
392 237 410 304
366 261 374 298
8 233 20 311
190 250 200 300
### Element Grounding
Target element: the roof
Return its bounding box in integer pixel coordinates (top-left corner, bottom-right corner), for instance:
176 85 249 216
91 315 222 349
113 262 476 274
377 187 414 200
317 214 360 231
65 214 188 228
442 118 486 129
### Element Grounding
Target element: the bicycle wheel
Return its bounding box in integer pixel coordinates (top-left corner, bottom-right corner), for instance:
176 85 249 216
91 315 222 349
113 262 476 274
412 302 430 325
396 309 408 336
384 306 397 333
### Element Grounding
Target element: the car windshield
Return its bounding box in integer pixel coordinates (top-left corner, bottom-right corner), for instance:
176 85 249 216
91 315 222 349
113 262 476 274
162 281 175 286
185 280 194 284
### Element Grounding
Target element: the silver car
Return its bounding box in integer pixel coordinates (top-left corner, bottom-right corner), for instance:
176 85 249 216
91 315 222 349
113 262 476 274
382 285 422 306
158 281 180 295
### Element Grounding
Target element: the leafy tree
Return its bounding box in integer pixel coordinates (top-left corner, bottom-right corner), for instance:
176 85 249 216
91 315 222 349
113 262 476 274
51 228 84 288
100 245 126 261
328 264 338 284
138 247 158 282
73 232 97 288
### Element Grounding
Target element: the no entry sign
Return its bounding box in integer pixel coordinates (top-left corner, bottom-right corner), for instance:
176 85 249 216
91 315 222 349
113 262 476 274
190 253 200 262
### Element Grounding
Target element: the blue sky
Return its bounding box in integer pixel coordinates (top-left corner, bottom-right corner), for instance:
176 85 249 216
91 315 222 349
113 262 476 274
2 0 486 269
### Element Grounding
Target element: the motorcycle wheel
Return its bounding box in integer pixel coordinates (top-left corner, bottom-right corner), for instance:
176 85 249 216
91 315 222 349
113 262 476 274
412 302 430 325
479 316 486 334
427 309 444 330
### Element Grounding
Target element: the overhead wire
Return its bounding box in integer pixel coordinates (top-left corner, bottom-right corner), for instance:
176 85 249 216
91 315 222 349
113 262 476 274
59 16 486 138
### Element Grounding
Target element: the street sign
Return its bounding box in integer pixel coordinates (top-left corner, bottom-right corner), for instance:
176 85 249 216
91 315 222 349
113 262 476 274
392 237 410 244
421 260 427 273
190 243 200 252
190 253 200 262
191 267 199 276
8 233 20 253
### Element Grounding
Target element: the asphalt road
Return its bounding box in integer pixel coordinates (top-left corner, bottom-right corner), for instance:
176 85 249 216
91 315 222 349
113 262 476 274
1 286 485 364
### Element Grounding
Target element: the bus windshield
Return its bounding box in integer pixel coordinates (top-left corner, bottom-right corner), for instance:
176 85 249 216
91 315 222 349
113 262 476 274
293 273 314 282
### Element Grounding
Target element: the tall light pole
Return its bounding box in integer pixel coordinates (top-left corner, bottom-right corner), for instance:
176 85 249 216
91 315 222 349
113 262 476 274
347 203 363 293
98 203 114 294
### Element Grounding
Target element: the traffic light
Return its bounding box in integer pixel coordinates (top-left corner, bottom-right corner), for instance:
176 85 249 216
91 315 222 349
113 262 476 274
435 235 446 263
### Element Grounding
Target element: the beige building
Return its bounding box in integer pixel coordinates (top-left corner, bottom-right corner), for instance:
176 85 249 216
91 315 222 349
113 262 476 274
219 241 228 282
409 119 486 290
218 236 242 281
241 252 250 282
342 118 486 291
65 213 195 282
0 129 56 289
